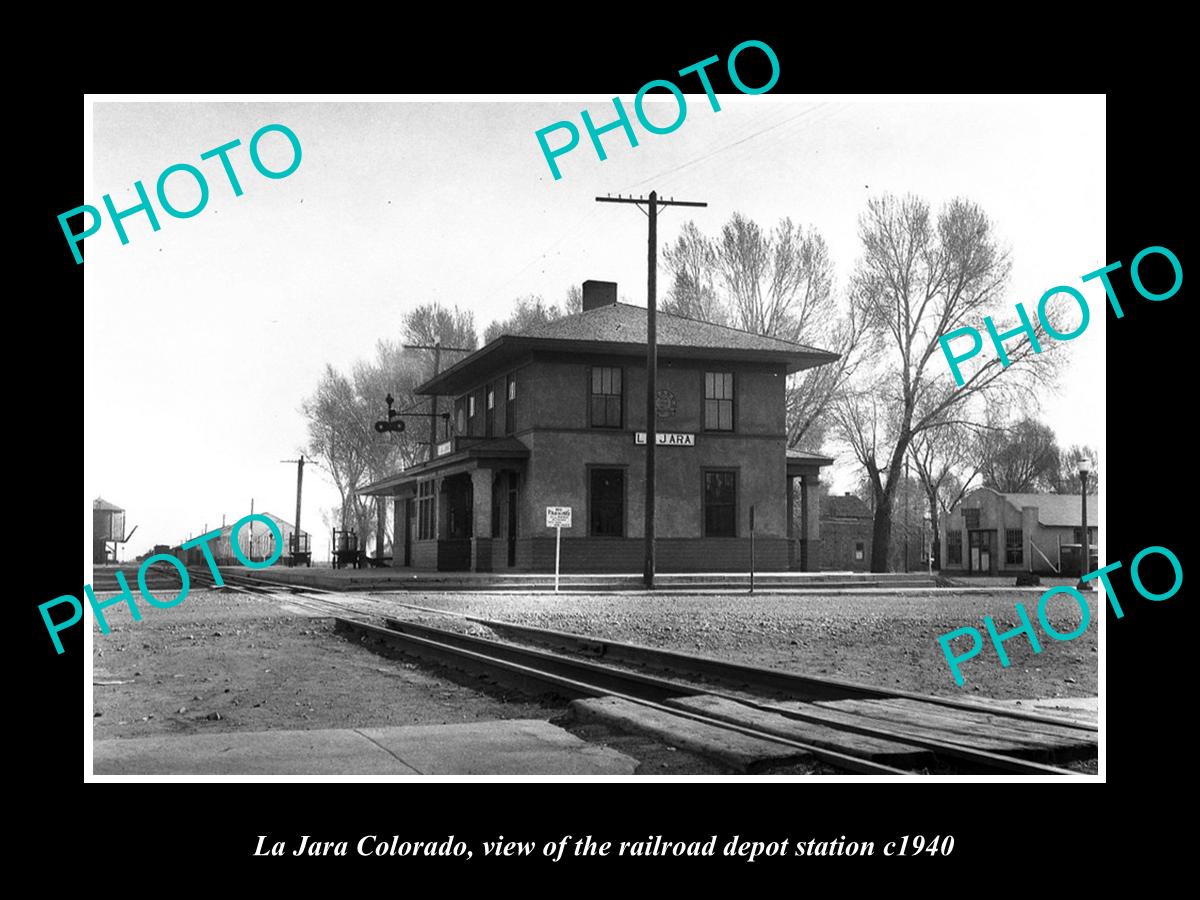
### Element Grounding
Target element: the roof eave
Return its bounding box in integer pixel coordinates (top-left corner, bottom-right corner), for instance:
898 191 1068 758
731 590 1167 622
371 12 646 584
417 336 840 393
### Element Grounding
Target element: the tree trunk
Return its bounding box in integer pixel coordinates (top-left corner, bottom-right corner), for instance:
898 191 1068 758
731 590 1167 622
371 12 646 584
925 487 941 569
869 500 893 573
869 446 907 573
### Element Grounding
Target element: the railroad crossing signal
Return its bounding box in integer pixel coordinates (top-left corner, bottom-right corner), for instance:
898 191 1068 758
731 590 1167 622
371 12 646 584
374 392 407 433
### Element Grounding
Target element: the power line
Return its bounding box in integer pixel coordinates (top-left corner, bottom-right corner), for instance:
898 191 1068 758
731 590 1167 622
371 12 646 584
597 191 708 589
626 103 830 192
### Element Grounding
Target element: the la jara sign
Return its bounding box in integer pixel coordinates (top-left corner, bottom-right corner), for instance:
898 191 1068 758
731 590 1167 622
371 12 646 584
634 432 695 446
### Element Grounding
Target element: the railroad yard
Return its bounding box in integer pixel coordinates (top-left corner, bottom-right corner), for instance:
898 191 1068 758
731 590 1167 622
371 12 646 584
91 572 1098 776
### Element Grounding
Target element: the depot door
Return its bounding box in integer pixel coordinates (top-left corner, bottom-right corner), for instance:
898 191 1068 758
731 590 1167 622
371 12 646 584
507 474 518 567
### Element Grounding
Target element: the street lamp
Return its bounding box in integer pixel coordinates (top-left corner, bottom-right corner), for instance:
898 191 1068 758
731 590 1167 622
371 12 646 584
1077 457 1092 588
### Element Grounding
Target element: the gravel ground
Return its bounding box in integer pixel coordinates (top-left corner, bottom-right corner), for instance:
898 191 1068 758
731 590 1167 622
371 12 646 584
90 587 1096 774
90 589 736 775
91 590 562 741
366 589 1098 700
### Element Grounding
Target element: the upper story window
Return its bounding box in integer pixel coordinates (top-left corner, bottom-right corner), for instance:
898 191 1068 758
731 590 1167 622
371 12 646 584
505 373 516 435
962 508 980 529
704 372 734 431
485 385 495 437
456 405 465 435
590 366 623 428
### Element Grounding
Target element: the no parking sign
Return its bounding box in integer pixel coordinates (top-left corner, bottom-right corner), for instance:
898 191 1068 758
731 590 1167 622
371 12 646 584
546 507 572 590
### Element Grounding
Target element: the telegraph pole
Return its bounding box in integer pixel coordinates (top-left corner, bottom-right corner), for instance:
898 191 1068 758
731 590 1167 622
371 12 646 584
403 341 473 458
596 191 707 589
281 456 305 562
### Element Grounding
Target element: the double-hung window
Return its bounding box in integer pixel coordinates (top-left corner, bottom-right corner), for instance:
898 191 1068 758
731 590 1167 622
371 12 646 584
704 372 734 431
590 367 622 428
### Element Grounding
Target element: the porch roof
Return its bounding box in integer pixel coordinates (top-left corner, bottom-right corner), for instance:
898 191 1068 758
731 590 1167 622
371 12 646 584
359 437 530 496
786 448 834 477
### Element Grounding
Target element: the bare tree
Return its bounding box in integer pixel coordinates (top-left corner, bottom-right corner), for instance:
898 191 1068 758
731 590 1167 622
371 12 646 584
908 421 984 567
662 221 727 325
564 284 583 315
301 365 373 538
978 417 1062 492
1054 444 1100 494
662 213 864 450
301 304 480 553
484 287 588 343
835 194 1061 572
401 303 478 352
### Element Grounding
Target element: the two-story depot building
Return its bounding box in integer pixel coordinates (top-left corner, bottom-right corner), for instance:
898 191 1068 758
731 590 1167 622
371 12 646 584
362 281 839 573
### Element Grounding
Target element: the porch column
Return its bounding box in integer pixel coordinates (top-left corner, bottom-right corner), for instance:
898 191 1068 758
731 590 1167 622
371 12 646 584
471 467 494 572
393 495 406 567
375 496 387 564
435 476 447 539
800 474 821 572
787 475 797 570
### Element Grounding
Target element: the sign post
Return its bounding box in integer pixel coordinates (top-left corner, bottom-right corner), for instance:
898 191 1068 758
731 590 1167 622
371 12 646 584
750 504 756 595
545 507 572 592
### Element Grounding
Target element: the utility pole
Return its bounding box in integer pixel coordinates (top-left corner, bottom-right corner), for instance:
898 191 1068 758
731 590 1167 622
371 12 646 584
597 191 707 589
403 341 473 459
281 457 305 563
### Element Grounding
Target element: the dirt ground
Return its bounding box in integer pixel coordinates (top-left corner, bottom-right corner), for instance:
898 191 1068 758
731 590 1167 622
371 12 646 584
90 590 730 775
91 586 1096 775
91 590 561 740
366 589 1098 700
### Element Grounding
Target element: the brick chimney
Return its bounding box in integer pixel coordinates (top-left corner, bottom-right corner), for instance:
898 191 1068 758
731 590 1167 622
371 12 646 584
582 280 618 311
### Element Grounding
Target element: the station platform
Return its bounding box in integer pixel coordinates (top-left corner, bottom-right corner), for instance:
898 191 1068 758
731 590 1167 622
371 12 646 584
93 718 638 776
236 566 940 593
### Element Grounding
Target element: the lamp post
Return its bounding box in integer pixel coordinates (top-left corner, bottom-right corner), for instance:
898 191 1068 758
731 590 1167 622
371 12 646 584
1077 457 1092 588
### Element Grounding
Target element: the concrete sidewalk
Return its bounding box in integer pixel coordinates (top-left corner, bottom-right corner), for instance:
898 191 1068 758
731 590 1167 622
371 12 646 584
94 719 638 775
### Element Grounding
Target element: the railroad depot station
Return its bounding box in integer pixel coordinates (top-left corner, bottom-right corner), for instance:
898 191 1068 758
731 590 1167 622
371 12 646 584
361 281 839 573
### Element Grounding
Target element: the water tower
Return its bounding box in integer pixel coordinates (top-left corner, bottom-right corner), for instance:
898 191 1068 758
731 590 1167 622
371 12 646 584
93 497 136 564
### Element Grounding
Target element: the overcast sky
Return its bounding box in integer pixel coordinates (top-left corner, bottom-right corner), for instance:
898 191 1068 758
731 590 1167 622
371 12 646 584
86 96 1105 560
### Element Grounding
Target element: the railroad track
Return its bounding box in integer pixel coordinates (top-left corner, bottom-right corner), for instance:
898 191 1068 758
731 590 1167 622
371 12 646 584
196 569 1097 777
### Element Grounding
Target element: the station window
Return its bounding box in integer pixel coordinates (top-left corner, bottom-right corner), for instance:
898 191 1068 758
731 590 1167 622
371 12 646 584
456 404 465 435
703 470 737 537
417 481 435 541
486 386 496 437
505 373 516 435
590 367 623 428
854 542 865 561
590 468 625 537
1006 528 1023 565
963 508 980 529
946 529 962 565
704 372 734 431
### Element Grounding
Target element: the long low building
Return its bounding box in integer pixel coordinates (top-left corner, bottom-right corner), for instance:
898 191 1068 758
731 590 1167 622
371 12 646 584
362 280 839 573
175 512 310 567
